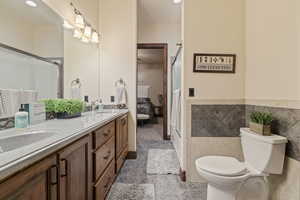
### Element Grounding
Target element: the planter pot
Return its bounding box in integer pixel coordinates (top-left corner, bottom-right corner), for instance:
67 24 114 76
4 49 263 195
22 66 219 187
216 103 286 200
46 112 56 120
249 122 272 136
56 112 82 119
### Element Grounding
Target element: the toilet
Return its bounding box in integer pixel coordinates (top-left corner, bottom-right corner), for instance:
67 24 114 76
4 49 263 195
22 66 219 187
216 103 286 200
195 128 288 200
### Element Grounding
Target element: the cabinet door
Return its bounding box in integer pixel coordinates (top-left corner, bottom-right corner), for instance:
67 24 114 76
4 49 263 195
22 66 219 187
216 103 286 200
116 115 128 158
121 115 128 150
0 155 58 200
58 135 92 200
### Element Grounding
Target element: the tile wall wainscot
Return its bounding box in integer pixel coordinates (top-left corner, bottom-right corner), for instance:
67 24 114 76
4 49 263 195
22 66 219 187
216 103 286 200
245 105 300 161
191 104 246 137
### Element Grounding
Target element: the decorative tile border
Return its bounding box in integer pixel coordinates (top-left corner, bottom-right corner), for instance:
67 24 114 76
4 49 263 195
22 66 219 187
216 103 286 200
191 104 245 137
191 103 300 161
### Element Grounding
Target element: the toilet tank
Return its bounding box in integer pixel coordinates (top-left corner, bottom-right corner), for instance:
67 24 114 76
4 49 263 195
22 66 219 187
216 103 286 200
240 128 288 174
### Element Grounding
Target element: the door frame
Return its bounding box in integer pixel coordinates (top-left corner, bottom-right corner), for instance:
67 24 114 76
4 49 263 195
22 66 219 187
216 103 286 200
137 43 169 140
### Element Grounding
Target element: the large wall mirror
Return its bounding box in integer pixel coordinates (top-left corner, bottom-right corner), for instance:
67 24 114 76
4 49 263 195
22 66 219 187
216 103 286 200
0 0 64 98
0 0 64 118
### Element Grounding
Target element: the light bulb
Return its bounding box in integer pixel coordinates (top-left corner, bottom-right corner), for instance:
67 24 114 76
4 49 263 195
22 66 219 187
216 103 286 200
75 14 85 29
173 0 182 4
63 20 74 29
73 29 82 39
91 31 99 43
84 25 92 38
81 36 90 43
25 0 37 7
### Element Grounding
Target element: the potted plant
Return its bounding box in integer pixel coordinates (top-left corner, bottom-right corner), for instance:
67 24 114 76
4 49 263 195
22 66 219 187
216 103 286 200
249 111 274 136
43 99 84 119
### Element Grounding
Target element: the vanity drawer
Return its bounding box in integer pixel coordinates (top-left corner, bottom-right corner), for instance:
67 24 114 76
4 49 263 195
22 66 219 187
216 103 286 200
93 121 115 149
116 146 128 174
94 160 115 200
93 136 115 181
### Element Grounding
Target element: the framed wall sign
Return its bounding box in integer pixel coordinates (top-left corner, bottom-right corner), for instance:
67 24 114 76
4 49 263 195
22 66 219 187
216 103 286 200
193 53 236 73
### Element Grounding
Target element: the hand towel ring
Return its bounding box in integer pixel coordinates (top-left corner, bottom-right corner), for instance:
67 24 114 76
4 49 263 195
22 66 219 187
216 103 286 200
115 78 126 87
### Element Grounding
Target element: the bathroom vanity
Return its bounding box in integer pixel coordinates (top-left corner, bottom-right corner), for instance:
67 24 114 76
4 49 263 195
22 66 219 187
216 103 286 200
0 110 129 200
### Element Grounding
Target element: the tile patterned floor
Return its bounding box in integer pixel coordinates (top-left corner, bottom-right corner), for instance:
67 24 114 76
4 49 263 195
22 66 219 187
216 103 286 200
111 122 207 200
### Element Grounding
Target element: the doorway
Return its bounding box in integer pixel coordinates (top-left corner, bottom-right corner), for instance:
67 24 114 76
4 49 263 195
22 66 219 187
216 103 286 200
137 43 169 140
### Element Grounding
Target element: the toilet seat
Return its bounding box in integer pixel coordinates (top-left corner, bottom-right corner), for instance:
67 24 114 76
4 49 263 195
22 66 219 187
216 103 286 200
196 156 248 177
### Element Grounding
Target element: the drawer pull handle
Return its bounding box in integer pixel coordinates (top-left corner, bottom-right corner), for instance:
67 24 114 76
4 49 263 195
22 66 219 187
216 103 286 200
103 129 111 136
103 132 109 137
103 151 111 160
60 159 68 177
50 165 58 185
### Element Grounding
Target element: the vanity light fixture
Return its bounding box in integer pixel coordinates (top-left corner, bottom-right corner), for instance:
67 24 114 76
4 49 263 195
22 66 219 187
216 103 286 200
83 25 92 38
63 20 74 29
81 36 90 43
25 0 37 7
173 0 182 4
70 2 99 44
73 29 82 39
75 13 85 29
91 31 99 43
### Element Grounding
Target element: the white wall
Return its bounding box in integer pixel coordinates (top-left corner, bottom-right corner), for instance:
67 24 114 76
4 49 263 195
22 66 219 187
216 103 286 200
182 0 245 178
99 0 137 152
63 30 100 100
245 0 300 105
33 26 64 58
0 6 34 53
137 63 163 106
245 0 300 199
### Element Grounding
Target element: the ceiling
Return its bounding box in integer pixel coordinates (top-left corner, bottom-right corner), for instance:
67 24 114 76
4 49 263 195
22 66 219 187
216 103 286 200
138 49 164 65
138 0 181 24
1 0 62 27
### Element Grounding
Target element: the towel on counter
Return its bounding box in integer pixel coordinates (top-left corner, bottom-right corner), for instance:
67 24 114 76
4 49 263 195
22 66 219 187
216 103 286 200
116 86 127 105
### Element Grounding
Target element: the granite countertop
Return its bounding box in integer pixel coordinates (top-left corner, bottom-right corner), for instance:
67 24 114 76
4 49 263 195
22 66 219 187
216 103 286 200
0 109 128 181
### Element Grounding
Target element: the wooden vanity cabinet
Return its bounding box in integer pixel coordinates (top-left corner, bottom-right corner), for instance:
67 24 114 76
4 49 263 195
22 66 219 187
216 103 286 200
0 114 129 200
0 155 58 200
58 135 92 200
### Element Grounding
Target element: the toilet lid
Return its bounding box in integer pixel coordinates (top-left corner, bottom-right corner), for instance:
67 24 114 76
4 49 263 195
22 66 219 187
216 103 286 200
196 156 247 177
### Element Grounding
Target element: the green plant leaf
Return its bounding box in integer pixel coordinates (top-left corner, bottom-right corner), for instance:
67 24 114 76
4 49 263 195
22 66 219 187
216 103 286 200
250 111 274 125
42 99 84 115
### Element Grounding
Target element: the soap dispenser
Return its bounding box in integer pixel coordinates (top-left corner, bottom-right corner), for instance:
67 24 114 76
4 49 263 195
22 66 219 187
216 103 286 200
15 104 29 129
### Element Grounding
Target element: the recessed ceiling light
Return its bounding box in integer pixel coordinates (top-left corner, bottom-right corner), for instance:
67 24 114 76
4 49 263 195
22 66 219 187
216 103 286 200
173 0 182 4
25 0 37 7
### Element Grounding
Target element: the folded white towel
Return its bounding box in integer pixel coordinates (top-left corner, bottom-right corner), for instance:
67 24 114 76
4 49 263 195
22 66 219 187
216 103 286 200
116 86 127 105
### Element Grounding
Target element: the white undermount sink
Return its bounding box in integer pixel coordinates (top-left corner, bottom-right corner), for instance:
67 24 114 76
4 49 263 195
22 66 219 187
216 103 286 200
0 131 57 153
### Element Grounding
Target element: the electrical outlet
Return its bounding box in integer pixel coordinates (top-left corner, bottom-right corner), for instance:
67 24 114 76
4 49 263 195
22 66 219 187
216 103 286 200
189 88 195 97
110 96 115 103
